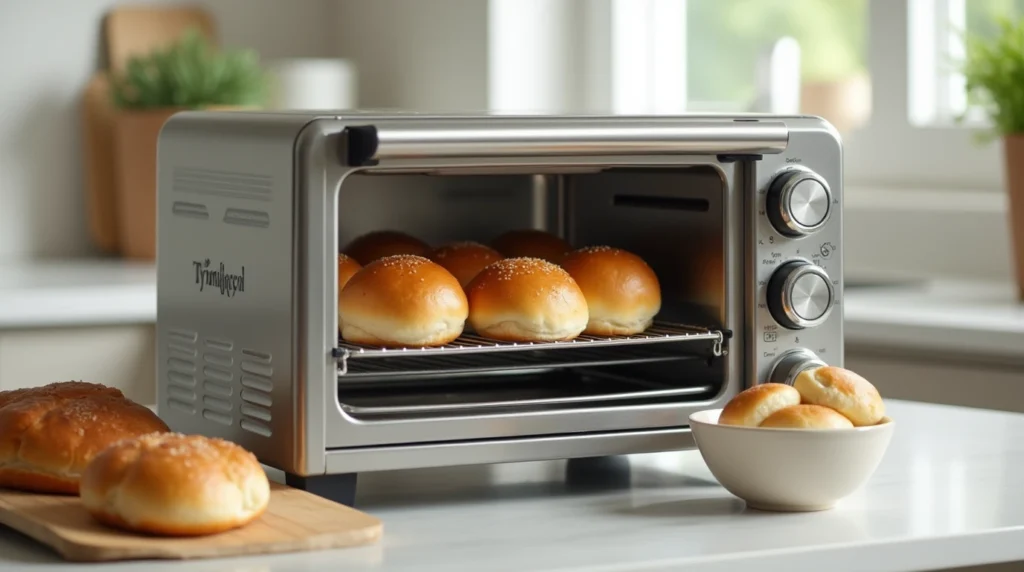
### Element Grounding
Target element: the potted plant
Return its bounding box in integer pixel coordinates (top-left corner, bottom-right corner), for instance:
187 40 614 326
110 29 267 260
962 16 1024 300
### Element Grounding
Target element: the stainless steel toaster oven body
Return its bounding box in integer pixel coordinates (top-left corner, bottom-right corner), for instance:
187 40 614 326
155 112 843 496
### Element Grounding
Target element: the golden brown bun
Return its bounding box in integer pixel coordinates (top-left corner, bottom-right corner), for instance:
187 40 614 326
794 366 886 426
490 229 572 264
343 230 431 264
560 246 662 335
466 257 589 342
718 383 801 427
428 241 504 288
759 404 855 429
337 253 362 292
0 382 170 494
338 255 469 347
80 433 270 536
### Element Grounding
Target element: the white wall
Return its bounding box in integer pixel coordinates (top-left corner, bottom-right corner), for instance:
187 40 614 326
332 0 488 112
0 0 334 262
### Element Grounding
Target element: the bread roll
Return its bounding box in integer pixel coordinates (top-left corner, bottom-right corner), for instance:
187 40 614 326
759 404 855 429
343 230 430 264
718 383 801 427
337 253 362 292
490 229 572 264
428 241 504 288
80 433 270 536
560 246 662 335
794 366 886 426
466 257 589 342
338 255 468 347
0 381 170 494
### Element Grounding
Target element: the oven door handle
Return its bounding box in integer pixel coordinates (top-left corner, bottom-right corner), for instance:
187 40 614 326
341 119 789 166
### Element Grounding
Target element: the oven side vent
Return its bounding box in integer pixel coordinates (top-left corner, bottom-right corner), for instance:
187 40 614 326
201 337 235 427
239 349 274 437
165 329 199 415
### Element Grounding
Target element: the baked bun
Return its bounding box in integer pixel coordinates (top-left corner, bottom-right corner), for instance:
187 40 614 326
794 366 886 426
759 404 855 429
560 246 662 335
490 229 572 264
0 381 170 494
718 383 801 427
466 257 589 342
80 433 270 536
343 230 431 264
428 241 504 288
337 253 362 292
338 255 468 347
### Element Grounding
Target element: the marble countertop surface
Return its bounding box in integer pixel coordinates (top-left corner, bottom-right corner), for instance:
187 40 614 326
1 400 1023 571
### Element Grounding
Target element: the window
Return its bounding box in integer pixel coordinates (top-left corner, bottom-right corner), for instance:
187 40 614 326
910 0 1024 127
487 0 1021 279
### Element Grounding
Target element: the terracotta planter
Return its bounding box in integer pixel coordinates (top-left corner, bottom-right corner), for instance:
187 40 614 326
1004 135 1024 301
112 108 180 260
800 73 872 134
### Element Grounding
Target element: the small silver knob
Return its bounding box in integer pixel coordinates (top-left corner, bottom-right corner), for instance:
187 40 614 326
767 260 835 329
767 349 826 385
767 168 832 237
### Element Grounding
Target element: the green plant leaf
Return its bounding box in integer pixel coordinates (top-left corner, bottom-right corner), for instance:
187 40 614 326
959 15 1024 138
109 27 268 110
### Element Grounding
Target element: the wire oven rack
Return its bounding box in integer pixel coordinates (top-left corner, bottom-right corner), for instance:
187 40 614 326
333 322 728 379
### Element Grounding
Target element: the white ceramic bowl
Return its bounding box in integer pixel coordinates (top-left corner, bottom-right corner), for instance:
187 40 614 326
689 408 895 512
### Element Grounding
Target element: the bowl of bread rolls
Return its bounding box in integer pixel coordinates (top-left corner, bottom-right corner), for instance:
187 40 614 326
689 366 894 512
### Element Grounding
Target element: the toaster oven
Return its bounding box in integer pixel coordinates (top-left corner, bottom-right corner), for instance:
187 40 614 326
155 112 843 504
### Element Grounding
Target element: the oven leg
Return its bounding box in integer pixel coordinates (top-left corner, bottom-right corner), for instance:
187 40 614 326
565 456 632 491
285 472 358 507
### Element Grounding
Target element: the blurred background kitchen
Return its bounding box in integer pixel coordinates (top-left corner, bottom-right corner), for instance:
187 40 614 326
1 0 1023 411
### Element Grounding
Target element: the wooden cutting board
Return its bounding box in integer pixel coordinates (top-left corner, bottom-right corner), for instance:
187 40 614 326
0 482 382 562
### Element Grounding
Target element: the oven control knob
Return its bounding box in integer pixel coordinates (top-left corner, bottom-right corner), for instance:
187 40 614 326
767 349 827 386
767 260 835 329
766 168 832 237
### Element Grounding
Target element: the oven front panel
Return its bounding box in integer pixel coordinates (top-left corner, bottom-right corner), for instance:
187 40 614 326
322 155 740 451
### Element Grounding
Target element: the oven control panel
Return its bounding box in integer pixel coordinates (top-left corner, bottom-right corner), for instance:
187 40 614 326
750 119 843 387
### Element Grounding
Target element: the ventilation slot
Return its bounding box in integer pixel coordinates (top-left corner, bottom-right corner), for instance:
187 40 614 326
173 167 273 202
613 194 710 212
240 348 274 437
224 208 270 228
200 339 237 426
164 329 199 416
172 201 210 220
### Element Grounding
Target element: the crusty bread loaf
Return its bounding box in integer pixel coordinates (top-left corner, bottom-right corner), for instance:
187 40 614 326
428 241 504 288
465 257 589 342
338 255 469 347
0 381 170 494
560 246 662 335
718 383 801 427
490 229 572 264
337 253 362 292
80 433 270 536
343 230 431 264
794 366 886 426
759 404 855 429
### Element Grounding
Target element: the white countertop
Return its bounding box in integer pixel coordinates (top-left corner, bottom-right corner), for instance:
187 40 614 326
0 260 156 329
1 400 1023 571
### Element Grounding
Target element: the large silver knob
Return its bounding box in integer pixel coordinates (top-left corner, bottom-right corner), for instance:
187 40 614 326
767 260 835 329
767 168 832 237
767 349 826 385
